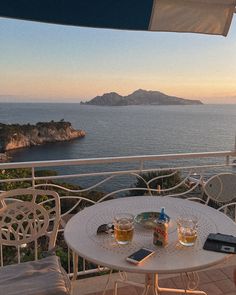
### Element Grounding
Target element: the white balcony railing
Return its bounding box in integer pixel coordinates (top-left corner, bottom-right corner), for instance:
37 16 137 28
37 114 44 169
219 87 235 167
0 150 236 277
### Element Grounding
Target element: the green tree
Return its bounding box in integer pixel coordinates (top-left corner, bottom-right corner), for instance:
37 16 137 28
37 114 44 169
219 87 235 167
129 170 184 196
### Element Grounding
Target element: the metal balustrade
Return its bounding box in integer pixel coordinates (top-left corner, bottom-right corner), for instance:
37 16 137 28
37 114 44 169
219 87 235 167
0 150 236 278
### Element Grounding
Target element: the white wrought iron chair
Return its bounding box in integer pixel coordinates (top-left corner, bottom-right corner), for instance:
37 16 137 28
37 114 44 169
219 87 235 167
203 173 236 222
0 188 71 295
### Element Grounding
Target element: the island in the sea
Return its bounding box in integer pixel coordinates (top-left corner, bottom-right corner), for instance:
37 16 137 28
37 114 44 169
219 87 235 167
81 89 203 106
0 121 85 152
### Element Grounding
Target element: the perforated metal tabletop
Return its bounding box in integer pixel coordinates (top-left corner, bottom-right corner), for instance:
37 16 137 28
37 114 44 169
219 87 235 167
65 196 236 274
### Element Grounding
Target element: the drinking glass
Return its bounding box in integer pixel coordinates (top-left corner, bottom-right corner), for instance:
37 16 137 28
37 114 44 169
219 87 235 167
177 216 198 246
114 213 134 244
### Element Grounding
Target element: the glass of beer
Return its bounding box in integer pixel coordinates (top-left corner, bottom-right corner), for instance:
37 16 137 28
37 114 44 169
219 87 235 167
177 216 198 246
114 213 134 245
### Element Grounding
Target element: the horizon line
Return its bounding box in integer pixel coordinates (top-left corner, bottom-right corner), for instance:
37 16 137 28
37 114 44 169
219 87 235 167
1 101 236 105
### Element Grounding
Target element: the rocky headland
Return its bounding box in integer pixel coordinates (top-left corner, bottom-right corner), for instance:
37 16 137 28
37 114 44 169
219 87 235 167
81 89 203 106
0 121 85 152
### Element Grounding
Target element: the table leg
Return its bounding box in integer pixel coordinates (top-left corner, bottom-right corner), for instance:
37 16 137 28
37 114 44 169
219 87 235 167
142 274 152 295
153 273 207 295
72 252 79 281
114 273 207 295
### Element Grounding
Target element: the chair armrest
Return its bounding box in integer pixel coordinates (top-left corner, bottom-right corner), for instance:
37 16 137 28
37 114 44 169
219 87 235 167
217 202 236 211
217 202 236 223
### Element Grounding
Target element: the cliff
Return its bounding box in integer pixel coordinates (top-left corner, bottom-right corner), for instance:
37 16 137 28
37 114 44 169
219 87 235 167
0 121 85 151
81 89 203 106
0 153 8 162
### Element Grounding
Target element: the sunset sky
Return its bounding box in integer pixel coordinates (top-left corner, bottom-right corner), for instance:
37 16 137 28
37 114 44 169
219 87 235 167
1 17 236 104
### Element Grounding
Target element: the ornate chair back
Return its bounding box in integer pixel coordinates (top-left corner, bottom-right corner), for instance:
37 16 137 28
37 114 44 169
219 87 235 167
204 173 236 204
203 173 236 222
0 188 60 266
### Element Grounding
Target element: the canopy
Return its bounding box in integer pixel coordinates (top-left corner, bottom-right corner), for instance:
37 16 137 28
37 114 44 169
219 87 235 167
0 0 236 36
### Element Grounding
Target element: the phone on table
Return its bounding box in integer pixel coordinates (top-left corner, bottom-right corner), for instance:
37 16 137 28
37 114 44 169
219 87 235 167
126 248 155 265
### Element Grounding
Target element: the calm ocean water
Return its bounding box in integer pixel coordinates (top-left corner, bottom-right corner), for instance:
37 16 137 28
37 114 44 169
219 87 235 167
1 103 236 158
1 103 236 190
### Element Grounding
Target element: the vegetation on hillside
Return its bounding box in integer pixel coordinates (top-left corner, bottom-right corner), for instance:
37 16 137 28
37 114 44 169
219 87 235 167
129 170 185 196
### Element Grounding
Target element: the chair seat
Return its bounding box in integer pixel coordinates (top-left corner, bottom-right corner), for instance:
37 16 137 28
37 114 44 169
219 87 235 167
0 255 71 295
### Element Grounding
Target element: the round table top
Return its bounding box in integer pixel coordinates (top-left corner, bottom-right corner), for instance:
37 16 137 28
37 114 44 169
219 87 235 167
64 196 236 274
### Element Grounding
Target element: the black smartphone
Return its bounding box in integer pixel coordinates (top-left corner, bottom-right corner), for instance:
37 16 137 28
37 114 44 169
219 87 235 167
126 248 155 265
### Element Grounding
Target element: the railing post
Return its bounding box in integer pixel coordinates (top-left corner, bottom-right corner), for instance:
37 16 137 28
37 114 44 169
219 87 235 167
140 160 144 172
226 155 230 165
32 167 35 188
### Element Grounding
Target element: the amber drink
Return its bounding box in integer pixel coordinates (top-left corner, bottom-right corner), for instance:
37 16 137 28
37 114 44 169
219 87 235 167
114 213 134 244
177 216 198 246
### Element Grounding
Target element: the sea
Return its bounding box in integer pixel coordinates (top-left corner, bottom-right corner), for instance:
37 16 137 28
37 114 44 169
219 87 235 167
1 103 236 191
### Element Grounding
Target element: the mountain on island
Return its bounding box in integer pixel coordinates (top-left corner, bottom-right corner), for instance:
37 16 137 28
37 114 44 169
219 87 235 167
81 89 203 106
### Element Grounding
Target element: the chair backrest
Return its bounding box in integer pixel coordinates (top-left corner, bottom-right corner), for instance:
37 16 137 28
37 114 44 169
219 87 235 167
0 189 60 265
204 173 236 204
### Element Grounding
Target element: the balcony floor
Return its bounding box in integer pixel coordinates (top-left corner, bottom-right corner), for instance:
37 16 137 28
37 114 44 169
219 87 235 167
72 257 236 295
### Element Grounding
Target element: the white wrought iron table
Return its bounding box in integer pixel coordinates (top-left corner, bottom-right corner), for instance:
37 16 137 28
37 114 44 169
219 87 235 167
64 196 236 295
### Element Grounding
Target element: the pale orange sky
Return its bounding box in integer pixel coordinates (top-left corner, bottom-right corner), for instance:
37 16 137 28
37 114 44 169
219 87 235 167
1 18 236 104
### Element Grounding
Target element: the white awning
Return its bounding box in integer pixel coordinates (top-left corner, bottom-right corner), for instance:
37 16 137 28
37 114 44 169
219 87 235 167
150 0 236 36
0 0 236 36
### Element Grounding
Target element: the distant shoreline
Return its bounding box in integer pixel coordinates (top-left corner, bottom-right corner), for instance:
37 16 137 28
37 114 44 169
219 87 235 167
0 102 235 105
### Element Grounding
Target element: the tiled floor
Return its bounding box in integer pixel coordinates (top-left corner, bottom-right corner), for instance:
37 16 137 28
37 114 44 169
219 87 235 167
75 264 236 295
